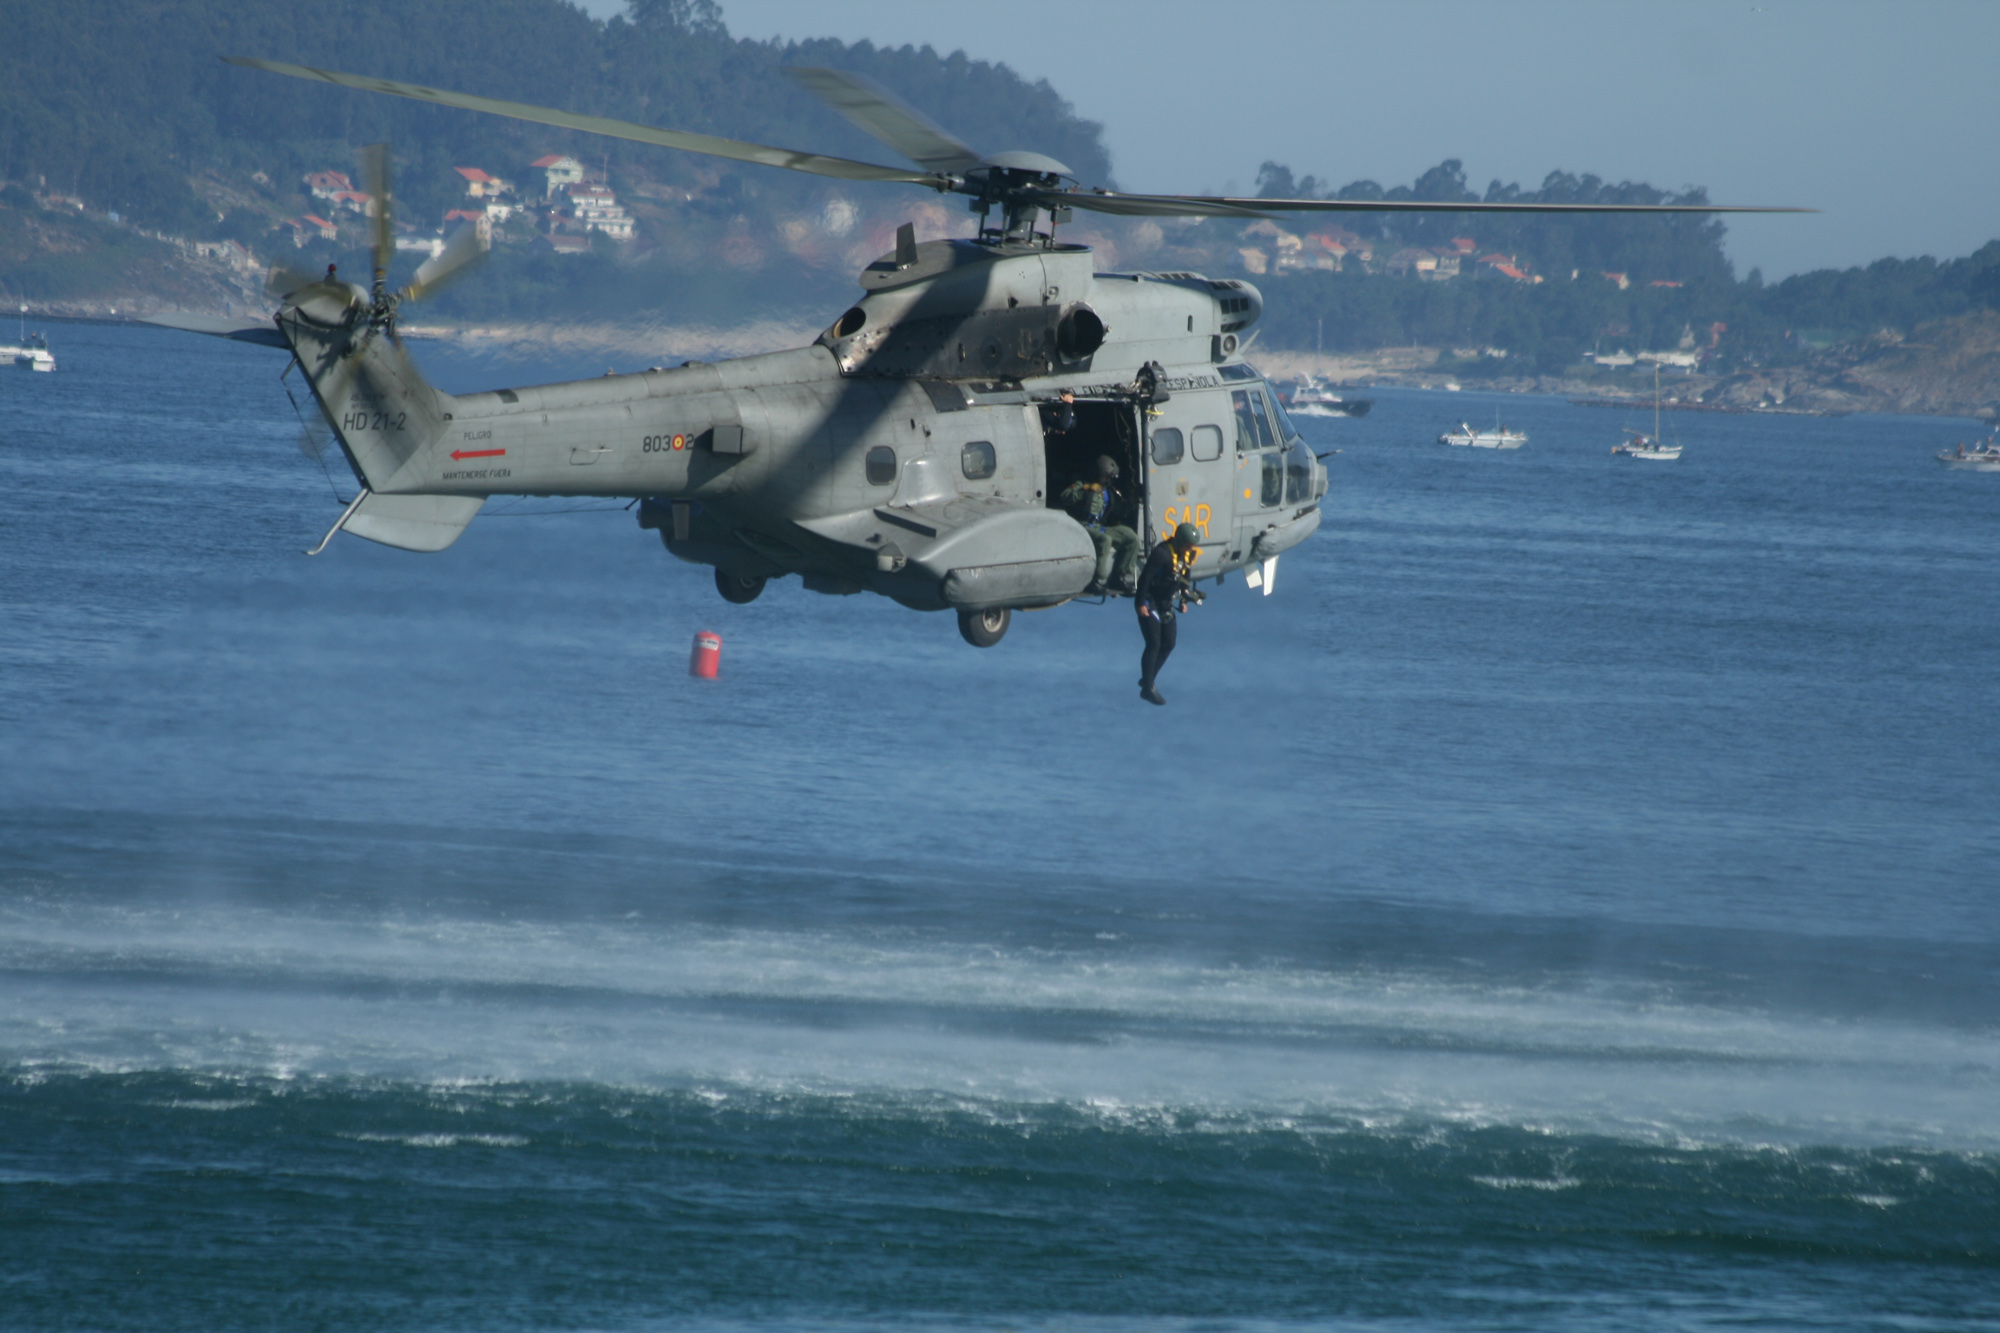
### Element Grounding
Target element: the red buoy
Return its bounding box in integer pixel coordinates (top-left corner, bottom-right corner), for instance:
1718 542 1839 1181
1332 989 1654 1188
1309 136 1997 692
689 630 722 678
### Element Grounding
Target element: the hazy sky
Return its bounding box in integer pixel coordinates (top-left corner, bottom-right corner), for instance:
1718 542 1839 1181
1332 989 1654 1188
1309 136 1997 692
575 0 1996 281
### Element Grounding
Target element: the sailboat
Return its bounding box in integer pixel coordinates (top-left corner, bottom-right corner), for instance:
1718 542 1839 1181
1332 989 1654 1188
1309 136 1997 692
1613 364 1680 460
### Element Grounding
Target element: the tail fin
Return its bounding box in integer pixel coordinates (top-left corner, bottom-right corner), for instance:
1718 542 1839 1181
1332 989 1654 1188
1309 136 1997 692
279 283 482 551
280 284 451 493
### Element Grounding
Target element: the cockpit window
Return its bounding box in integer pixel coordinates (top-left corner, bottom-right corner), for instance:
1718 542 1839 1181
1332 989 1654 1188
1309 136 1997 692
1217 363 1262 382
1231 389 1265 452
1285 440 1315 504
1246 389 1278 451
1268 390 1301 443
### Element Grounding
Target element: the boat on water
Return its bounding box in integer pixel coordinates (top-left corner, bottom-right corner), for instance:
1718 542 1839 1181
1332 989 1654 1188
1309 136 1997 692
1439 420 1526 449
1937 436 2000 471
1613 365 1681 460
3 309 55 372
1281 375 1372 418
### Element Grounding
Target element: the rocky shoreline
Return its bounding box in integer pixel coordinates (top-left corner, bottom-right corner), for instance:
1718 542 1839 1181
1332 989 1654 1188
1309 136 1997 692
1260 312 2000 422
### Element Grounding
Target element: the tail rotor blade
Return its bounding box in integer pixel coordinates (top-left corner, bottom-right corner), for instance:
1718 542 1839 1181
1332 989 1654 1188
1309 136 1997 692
401 215 492 304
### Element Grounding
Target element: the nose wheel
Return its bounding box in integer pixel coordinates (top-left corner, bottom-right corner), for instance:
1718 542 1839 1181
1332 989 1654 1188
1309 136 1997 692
715 569 767 604
956 606 1010 647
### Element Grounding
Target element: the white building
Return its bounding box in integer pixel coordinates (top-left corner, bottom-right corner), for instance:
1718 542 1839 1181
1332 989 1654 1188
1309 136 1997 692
531 155 585 197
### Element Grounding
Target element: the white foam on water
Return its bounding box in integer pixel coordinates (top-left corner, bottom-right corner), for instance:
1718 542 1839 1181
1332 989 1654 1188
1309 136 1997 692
1472 1175 1583 1191
338 1132 529 1148
2 902 1996 1152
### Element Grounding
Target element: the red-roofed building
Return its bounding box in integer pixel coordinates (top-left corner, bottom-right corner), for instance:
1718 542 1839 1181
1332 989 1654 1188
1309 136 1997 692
530 155 585 196
329 190 376 216
444 209 485 223
558 181 634 240
1448 237 1477 254
283 214 338 246
1475 253 1535 283
1603 271 1630 290
454 167 512 198
303 171 352 200
1649 279 1684 288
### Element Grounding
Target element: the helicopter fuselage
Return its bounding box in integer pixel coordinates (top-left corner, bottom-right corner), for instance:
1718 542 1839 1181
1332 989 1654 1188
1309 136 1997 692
287 237 1326 616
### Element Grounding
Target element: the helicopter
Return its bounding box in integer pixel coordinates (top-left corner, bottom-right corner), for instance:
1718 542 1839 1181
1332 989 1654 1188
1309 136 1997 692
155 56 1805 648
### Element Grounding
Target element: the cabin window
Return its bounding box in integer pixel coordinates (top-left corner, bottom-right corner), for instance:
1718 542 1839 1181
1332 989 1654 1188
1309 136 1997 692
866 445 897 486
1285 440 1314 505
961 439 996 480
1151 427 1184 466
1191 424 1223 462
1261 450 1283 507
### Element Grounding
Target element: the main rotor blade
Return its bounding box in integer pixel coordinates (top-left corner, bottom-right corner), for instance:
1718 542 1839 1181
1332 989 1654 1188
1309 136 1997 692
401 216 492 303
358 142 393 281
1054 189 1814 219
784 67 983 174
225 57 944 187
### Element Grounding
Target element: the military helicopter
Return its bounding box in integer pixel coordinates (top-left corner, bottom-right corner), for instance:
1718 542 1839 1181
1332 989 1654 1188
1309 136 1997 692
157 57 1804 647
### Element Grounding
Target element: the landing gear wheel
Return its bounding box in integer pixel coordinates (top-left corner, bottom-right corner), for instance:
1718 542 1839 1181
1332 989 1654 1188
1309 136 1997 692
715 569 767 604
957 606 1010 648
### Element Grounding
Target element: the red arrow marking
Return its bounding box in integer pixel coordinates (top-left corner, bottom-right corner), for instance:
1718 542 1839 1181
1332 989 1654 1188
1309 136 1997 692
451 448 506 461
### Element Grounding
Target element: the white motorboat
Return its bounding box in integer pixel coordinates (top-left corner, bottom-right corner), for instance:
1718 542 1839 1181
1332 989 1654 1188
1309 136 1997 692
3 308 55 371
1439 421 1526 448
1281 375 1371 418
1613 365 1681 460
1937 437 2000 471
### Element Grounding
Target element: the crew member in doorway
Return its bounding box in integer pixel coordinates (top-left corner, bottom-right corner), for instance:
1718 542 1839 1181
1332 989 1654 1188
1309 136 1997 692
1060 454 1140 594
1049 389 1077 434
1135 522 1202 706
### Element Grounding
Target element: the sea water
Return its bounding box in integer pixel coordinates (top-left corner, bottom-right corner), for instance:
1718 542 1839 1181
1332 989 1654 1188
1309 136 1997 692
2 323 1997 1331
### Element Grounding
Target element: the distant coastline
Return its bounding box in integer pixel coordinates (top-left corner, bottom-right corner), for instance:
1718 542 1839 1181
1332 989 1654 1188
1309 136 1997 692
46 304 2000 424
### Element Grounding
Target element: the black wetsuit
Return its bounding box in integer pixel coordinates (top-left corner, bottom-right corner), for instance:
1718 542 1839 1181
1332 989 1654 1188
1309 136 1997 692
1135 542 1187 692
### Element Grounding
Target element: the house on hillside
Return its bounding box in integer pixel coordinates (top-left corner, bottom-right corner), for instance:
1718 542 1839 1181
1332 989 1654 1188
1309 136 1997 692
303 171 352 201
531 155 585 197
281 214 337 247
329 190 375 216
192 239 257 272
1386 247 1456 279
1603 271 1630 290
1476 253 1533 282
454 167 513 199
1304 234 1348 270
560 182 634 240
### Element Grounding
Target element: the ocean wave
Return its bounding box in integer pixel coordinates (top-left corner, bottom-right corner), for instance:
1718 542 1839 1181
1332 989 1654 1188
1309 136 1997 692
1 904 1995 1151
